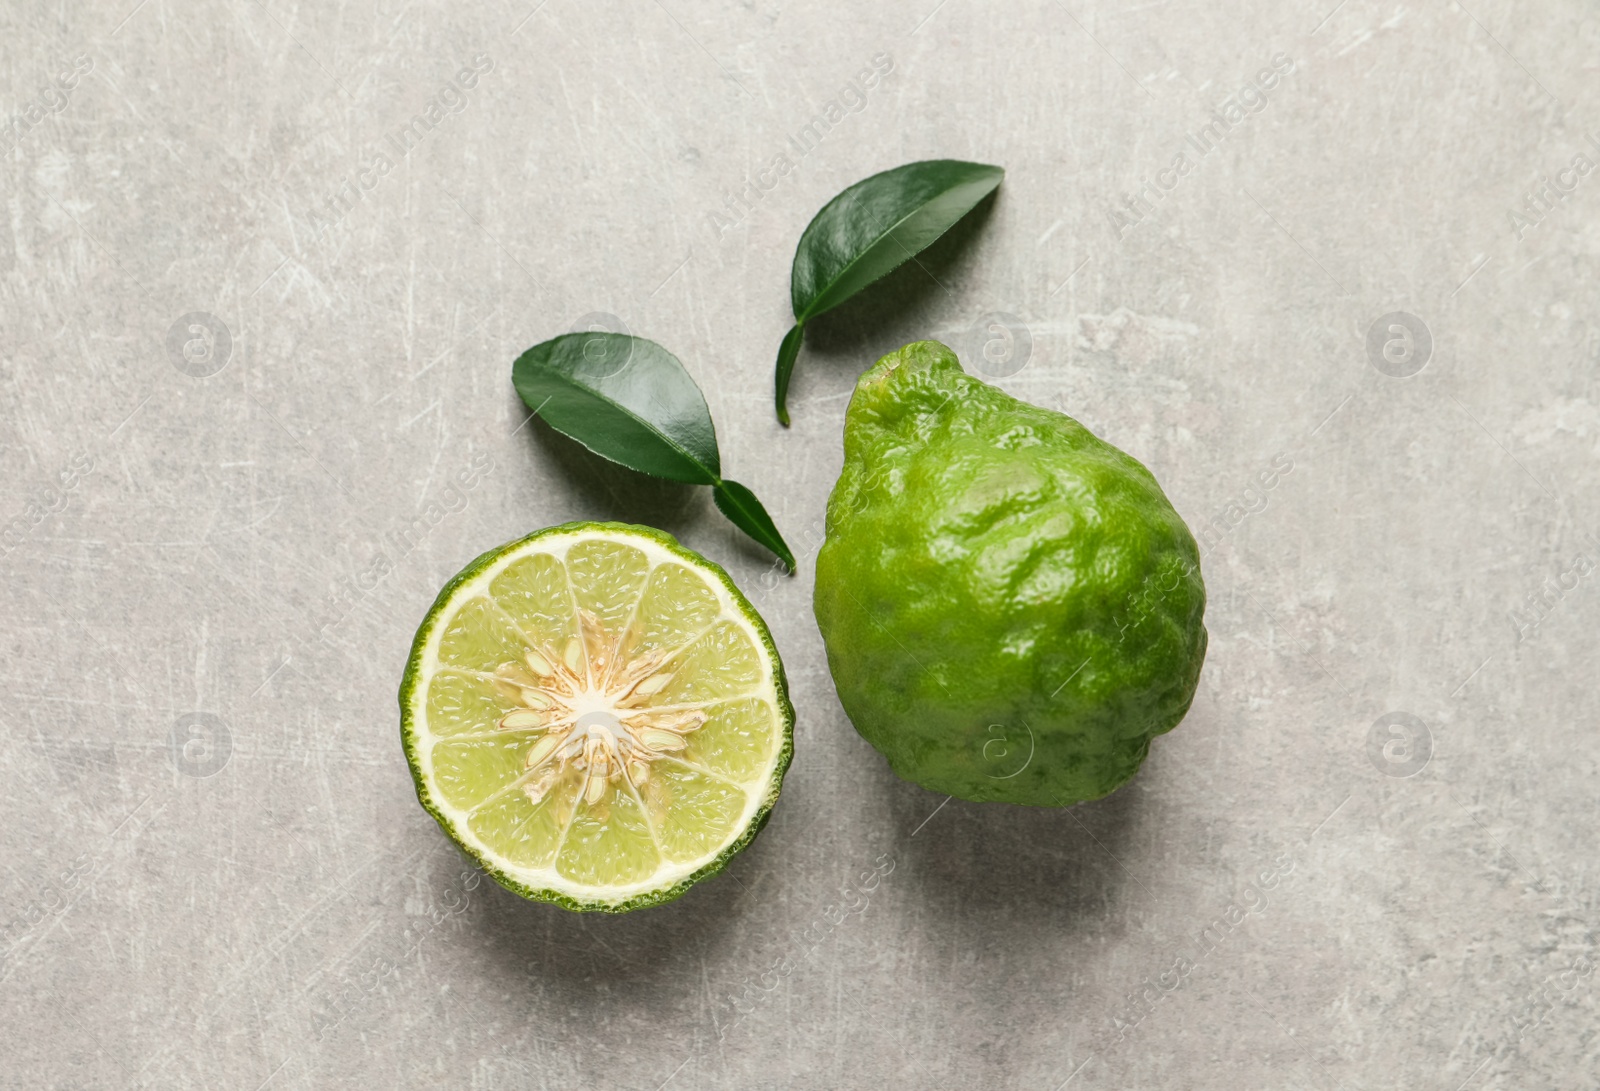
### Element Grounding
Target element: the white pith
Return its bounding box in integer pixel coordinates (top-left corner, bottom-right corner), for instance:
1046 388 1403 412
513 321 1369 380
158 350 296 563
407 528 785 904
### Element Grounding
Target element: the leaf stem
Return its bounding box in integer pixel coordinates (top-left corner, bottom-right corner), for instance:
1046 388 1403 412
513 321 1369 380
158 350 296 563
773 321 805 427
714 479 796 573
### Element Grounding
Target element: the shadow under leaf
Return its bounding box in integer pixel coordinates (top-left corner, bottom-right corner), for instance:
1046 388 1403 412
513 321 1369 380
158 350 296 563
520 405 703 534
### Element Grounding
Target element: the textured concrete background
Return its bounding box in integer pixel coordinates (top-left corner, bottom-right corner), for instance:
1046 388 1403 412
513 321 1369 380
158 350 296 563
3 0 1598 1087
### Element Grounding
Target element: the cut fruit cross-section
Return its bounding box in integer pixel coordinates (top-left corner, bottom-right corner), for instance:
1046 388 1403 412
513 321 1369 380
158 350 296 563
400 522 794 912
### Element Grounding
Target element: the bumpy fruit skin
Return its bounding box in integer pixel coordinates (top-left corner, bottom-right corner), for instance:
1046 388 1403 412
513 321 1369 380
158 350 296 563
814 341 1206 806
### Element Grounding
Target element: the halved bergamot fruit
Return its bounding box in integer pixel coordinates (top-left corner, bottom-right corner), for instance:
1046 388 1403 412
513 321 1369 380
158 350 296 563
400 522 793 912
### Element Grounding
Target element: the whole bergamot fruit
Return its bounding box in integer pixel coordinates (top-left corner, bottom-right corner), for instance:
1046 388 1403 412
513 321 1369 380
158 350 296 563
814 340 1206 806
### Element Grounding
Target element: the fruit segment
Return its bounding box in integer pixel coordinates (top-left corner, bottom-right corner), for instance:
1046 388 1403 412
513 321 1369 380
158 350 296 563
565 538 651 639
555 782 661 887
651 621 763 704
682 698 778 782
489 552 576 652
639 760 747 862
467 776 579 870
431 733 543 811
425 669 521 738
436 596 530 673
633 562 722 654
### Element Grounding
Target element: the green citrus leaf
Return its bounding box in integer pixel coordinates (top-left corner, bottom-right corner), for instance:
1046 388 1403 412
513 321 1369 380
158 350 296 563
714 480 795 572
513 332 719 485
513 332 794 569
775 159 1004 424
791 161 1005 320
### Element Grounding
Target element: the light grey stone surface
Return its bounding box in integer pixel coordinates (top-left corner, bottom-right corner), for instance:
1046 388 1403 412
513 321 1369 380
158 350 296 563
3 1 1598 1087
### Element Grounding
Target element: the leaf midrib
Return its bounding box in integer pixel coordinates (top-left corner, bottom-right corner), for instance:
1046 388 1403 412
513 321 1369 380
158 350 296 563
529 359 719 485
798 168 1000 321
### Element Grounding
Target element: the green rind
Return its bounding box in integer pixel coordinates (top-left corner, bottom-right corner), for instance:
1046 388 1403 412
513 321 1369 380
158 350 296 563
399 521 795 913
813 341 1207 807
